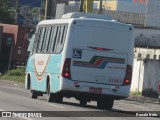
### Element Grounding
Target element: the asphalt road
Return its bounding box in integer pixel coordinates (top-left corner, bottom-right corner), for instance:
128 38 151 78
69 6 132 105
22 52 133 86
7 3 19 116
0 81 159 120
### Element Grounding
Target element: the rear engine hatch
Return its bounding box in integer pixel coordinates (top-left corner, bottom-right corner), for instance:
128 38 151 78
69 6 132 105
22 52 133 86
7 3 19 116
71 48 128 85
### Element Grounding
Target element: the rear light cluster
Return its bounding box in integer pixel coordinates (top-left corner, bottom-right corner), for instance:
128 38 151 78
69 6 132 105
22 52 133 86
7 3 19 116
62 58 71 80
123 65 132 85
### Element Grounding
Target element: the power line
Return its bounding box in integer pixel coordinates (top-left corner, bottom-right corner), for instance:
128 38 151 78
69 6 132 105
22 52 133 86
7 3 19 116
18 18 36 27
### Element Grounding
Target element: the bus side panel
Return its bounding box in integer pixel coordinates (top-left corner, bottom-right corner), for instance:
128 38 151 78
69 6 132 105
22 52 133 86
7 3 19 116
26 53 63 93
47 54 62 93
28 54 49 92
25 56 34 89
31 73 47 92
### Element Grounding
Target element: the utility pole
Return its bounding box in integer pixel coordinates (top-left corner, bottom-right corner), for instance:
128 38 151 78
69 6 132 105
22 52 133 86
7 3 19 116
98 0 103 14
79 0 94 13
16 0 20 24
16 0 19 12
45 0 56 19
45 0 69 20
79 0 84 12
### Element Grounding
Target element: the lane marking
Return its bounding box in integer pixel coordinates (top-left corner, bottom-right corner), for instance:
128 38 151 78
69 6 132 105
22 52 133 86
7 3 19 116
0 108 5 111
45 103 65 109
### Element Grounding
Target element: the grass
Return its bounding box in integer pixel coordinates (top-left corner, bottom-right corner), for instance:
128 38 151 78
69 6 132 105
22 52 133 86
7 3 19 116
130 91 142 96
0 68 25 83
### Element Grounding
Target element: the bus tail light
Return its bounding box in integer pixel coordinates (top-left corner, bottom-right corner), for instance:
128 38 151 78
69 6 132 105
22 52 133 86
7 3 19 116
62 58 71 80
123 65 132 85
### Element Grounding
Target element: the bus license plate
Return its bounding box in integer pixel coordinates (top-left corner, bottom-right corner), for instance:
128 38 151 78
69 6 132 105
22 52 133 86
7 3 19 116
89 87 102 93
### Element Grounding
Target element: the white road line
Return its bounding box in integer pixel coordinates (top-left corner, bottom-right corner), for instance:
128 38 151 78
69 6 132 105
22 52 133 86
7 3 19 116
45 103 65 109
0 108 5 111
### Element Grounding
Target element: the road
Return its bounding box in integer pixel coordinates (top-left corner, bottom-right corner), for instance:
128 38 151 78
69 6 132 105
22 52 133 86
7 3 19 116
0 81 159 120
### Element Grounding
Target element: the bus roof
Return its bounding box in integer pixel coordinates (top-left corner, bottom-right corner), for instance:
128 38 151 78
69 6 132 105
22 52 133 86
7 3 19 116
38 19 72 26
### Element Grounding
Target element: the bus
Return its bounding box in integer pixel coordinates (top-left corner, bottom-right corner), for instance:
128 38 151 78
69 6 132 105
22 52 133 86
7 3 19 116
25 12 134 110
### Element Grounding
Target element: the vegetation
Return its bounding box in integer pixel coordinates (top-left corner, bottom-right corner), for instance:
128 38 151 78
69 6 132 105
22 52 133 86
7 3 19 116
0 68 25 82
142 88 158 98
0 0 16 24
130 91 142 96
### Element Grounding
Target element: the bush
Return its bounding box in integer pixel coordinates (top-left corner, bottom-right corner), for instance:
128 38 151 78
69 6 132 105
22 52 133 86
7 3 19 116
142 88 158 98
0 68 25 82
6 68 25 76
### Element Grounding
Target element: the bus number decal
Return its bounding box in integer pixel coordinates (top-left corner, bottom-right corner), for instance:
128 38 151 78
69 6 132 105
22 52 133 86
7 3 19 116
37 61 44 65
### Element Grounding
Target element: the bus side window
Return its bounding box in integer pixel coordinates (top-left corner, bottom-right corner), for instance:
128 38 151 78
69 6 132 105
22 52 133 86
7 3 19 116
49 26 58 53
37 27 46 53
47 27 54 53
57 26 64 44
61 26 68 44
33 27 42 53
55 26 68 54
42 27 51 53
46 27 52 53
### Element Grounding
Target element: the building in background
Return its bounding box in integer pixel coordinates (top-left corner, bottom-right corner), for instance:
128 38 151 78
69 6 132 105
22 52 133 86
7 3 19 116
145 0 160 28
0 24 32 73
104 0 147 13
101 0 160 28
68 0 160 28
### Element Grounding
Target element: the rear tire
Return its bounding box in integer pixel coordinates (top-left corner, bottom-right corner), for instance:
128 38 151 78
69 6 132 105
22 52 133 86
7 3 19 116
29 81 37 99
30 90 38 99
104 99 114 110
97 98 114 110
54 95 63 103
97 99 104 109
46 83 55 102
80 99 87 106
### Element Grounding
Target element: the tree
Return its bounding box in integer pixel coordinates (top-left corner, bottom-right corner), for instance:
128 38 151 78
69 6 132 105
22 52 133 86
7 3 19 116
0 0 16 24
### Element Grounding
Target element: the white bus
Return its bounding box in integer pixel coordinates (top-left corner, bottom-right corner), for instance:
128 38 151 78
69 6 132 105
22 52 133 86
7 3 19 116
25 12 134 110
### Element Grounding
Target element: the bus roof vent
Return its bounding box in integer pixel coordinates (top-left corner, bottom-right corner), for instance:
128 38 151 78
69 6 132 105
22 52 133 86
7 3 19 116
61 12 112 20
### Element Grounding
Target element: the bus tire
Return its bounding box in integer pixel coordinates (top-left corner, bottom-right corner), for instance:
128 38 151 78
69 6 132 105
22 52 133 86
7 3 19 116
97 99 104 109
97 98 114 110
30 90 38 99
27 74 31 90
80 99 87 106
29 81 38 99
46 83 55 102
54 95 63 103
104 99 114 110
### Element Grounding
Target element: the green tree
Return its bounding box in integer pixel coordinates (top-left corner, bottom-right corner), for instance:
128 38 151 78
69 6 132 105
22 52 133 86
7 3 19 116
0 0 16 24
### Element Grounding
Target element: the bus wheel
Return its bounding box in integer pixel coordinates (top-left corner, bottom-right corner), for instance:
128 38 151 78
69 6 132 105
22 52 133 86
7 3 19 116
46 83 55 102
29 81 37 99
80 99 87 106
104 99 114 110
54 95 63 103
30 90 38 99
97 99 104 109
97 98 114 110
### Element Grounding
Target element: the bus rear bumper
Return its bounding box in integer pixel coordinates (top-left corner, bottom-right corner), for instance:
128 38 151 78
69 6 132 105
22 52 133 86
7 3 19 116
60 78 131 100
